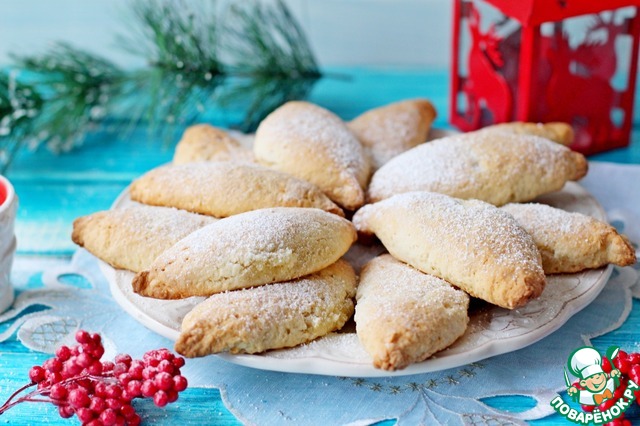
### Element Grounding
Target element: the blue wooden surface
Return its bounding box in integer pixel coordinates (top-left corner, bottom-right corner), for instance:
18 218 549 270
2 67 640 425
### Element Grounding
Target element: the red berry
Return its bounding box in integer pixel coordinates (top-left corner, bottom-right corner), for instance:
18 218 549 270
153 390 169 407
100 408 118 425
91 345 105 359
173 375 188 392
172 357 185 369
76 407 95 423
105 384 122 399
47 370 64 384
147 357 160 367
77 352 95 368
141 380 157 397
44 358 63 373
106 397 122 410
49 383 68 400
63 360 83 377
121 391 134 403
128 414 141 426
58 405 75 418
87 360 103 376
628 352 640 365
599 397 616 411
142 367 157 380
102 361 115 373
94 381 109 398
167 390 179 403
155 372 173 391
76 330 92 344
29 366 46 383
115 354 132 366
113 362 129 376
91 333 102 344
89 396 108 413
118 373 131 386
615 357 631 374
158 360 174 374
120 404 136 419
630 365 640 383
55 345 72 361
69 387 91 408
126 380 142 398
602 357 613 373
128 365 144 380
85 420 103 426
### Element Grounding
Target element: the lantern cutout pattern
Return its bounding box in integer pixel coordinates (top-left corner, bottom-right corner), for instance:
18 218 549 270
450 0 640 154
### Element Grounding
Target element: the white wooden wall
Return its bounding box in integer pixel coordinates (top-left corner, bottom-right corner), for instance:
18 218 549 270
0 0 453 67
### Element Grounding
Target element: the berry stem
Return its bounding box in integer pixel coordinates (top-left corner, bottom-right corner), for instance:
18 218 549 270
0 384 41 415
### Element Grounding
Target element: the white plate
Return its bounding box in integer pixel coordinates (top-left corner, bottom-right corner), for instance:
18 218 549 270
102 180 612 377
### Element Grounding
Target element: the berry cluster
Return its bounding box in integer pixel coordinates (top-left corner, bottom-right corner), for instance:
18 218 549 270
0 330 188 425
576 350 640 426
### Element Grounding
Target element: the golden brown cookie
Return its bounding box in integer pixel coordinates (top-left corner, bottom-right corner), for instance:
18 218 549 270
355 255 469 371
478 122 574 146
173 124 254 164
175 259 357 357
129 161 344 217
501 203 636 273
347 99 437 170
353 192 545 309
367 132 587 206
254 101 371 210
133 207 357 299
72 204 216 272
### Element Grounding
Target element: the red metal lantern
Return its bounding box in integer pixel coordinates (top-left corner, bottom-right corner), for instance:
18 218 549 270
450 0 640 154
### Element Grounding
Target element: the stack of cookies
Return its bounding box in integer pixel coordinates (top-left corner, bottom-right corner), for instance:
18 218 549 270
72 99 636 371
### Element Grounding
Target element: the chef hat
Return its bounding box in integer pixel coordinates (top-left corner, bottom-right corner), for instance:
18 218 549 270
569 347 604 380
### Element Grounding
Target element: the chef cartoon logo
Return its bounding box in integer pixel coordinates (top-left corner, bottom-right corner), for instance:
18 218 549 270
550 346 639 425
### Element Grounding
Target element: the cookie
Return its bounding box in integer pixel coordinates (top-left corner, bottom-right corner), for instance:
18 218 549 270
477 122 574 145
173 124 254 164
348 99 437 170
356 255 469 370
130 161 344 217
254 101 371 210
501 203 636 273
367 132 587 206
133 207 357 299
353 192 545 309
175 259 357 356
72 204 216 272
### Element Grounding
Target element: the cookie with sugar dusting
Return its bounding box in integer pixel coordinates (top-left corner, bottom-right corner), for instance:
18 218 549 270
367 132 587 206
173 124 254 164
501 203 636 274
347 99 437 170
130 161 344 218
477 122 574 146
356 255 469 371
254 101 371 211
133 207 357 299
175 259 356 357
72 204 217 273
353 192 545 309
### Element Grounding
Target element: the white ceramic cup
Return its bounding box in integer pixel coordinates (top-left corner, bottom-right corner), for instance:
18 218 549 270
0 175 17 313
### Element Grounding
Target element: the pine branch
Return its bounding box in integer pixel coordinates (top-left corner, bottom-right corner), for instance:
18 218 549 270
0 0 323 170
10 43 126 154
0 71 43 172
117 0 223 77
222 0 321 78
